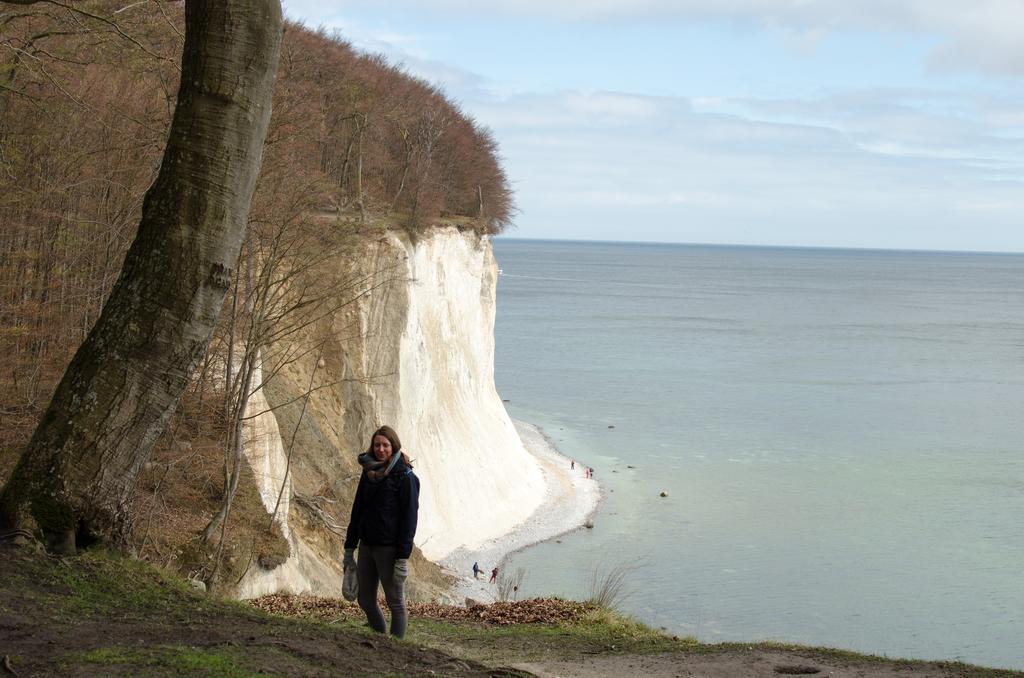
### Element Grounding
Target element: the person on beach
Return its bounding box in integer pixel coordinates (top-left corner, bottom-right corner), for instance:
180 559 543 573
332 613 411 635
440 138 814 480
472 561 482 579
490 567 499 583
571 459 575 470
343 425 419 639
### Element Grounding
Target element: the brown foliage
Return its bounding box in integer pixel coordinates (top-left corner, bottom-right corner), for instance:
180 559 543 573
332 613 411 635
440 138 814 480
0 0 513 555
130 395 290 587
0 2 182 461
249 593 598 626
272 23 513 231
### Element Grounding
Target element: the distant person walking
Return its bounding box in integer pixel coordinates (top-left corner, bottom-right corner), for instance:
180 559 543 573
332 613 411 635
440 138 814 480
472 561 482 579
344 425 419 639
490 567 499 583
571 459 575 470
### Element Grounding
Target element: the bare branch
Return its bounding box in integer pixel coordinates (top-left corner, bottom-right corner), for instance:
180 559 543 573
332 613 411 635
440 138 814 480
43 0 178 68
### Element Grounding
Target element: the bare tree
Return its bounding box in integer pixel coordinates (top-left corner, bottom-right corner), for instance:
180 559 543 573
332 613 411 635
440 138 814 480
0 0 284 554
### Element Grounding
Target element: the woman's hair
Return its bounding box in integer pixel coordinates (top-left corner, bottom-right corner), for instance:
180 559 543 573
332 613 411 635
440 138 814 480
366 425 412 467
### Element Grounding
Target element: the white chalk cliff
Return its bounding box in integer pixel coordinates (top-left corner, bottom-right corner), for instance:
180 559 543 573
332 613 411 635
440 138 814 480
236 227 545 597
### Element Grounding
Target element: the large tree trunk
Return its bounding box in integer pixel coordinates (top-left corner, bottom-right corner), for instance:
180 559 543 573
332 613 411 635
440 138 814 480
0 0 283 553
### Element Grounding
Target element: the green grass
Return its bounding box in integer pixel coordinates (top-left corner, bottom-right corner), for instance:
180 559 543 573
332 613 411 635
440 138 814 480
73 645 261 676
8 548 350 642
408 605 1022 678
3 546 489 676
21 549 224 623
7 547 1022 677
408 606 699 664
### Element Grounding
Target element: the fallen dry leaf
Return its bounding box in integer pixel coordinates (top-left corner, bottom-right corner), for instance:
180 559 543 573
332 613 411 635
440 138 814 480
248 594 596 626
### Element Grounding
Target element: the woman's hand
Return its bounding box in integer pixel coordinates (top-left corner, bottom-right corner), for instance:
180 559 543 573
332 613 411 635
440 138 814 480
394 558 409 586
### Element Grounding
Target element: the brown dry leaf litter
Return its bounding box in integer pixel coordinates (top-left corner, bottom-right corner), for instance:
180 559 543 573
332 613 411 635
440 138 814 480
249 593 597 625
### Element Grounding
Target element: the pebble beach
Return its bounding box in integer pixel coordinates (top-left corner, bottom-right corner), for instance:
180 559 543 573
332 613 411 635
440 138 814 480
438 420 601 604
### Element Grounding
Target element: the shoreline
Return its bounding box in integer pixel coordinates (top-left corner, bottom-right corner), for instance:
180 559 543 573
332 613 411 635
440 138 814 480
437 420 601 604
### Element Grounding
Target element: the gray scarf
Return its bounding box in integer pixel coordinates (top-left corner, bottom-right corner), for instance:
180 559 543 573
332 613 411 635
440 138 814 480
358 451 401 482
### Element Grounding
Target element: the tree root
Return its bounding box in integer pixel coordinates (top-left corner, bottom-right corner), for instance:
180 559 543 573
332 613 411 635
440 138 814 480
0 528 38 546
293 492 345 535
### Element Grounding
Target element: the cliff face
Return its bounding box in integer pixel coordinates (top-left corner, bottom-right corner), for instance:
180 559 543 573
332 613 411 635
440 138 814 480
236 227 544 598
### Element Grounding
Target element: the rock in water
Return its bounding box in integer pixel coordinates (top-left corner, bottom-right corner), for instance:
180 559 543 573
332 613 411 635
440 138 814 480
659 491 668 497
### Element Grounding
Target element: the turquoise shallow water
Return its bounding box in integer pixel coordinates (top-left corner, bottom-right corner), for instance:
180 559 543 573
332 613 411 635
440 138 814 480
491 239 1024 670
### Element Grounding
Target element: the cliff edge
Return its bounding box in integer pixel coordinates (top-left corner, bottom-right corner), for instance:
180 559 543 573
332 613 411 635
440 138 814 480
235 226 545 598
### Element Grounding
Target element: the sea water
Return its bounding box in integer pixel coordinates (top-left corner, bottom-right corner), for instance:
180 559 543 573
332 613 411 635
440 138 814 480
491 239 1024 670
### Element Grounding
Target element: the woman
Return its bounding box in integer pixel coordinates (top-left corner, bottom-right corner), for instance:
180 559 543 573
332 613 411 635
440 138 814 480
343 425 420 639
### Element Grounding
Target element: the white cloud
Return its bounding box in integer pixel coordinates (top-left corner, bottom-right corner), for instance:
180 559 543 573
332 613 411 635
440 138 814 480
332 0 1024 76
475 91 690 129
562 189 729 208
281 2 491 95
564 92 663 119
282 0 1024 249
482 85 1024 249
723 88 1024 167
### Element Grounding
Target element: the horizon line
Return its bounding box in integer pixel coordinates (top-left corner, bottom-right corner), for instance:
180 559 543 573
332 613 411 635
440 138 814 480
492 235 1024 257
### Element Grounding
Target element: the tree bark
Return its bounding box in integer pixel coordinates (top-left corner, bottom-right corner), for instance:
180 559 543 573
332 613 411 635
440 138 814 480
355 112 367 223
0 0 283 553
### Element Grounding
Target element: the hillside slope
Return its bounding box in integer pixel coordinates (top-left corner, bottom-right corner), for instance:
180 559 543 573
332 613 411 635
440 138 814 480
2 544 1018 677
229 227 546 600
0 0 527 594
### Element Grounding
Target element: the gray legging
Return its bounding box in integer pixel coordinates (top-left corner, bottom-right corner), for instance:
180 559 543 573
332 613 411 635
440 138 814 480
356 544 407 638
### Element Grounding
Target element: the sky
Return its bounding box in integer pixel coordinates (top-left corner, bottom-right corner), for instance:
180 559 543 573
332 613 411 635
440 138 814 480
281 1 1024 252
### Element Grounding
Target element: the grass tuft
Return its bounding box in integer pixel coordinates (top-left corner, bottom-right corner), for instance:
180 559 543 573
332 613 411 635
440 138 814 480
496 567 526 602
586 562 631 610
75 645 259 676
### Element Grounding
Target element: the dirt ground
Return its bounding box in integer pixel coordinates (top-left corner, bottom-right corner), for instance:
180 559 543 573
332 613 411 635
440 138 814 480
0 542 519 677
516 650 1007 678
1 541 1018 677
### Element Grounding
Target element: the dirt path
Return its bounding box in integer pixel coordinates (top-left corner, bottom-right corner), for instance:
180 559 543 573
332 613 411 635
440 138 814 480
515 649 999 677
0 543 519 677
2 543 1016 677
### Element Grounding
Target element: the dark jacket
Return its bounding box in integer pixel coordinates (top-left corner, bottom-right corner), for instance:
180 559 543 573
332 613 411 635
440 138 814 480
344 457 419 559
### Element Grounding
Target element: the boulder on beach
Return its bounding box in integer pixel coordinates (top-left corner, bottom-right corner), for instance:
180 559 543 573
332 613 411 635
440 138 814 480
659 491 668 497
